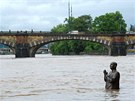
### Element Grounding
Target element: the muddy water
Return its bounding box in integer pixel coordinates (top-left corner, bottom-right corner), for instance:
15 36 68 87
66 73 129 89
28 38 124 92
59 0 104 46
0 54 135 101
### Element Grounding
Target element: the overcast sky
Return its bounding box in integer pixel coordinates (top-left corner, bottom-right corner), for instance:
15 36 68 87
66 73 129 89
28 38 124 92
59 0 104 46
0 0 135 31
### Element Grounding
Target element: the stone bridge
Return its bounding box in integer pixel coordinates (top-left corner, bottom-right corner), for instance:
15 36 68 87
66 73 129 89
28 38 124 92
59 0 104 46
0 31 135 58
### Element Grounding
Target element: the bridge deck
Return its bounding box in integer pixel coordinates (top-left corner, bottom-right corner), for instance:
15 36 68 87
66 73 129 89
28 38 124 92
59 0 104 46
0 31 134 36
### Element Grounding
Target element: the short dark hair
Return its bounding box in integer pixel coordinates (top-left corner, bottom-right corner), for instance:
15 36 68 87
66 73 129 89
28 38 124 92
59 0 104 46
111 62 117 67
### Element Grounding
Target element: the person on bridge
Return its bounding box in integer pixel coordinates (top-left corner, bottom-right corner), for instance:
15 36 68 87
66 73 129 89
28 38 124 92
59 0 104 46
103 62 120 89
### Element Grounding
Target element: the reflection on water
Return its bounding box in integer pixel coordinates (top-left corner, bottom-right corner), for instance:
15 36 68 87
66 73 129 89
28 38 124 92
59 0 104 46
0 54 135 101
104 89 120 101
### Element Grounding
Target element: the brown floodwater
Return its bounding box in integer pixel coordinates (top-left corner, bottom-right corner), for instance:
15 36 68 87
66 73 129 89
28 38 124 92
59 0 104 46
0 54 135 101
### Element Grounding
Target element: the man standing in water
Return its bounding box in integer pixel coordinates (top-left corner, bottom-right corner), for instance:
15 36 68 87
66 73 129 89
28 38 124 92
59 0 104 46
103 62 120 89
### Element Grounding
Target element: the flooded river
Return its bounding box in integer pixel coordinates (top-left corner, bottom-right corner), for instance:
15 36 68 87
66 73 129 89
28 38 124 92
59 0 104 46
0 54 135 101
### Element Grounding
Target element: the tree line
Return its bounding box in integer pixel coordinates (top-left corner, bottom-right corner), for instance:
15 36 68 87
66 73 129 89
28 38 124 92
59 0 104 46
50 11 127 55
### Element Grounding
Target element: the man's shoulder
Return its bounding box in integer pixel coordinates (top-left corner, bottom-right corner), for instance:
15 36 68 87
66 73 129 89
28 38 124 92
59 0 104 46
116 70 120 73
116 71 120 75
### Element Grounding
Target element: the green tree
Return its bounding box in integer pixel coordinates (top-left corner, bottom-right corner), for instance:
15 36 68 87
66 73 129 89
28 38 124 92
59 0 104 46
50 12 125 55
50 15 94 55
92 11 127 33
50 41 69 55
73 15 93 32
51 24 68 33
64 17 75 32
68 40 85 54
64 15 93 32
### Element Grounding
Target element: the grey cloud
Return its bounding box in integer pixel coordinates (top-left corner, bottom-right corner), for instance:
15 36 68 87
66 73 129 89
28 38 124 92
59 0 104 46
0 0 135 31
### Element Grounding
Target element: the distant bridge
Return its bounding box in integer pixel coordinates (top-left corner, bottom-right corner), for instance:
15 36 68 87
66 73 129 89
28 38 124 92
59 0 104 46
0 31 135 58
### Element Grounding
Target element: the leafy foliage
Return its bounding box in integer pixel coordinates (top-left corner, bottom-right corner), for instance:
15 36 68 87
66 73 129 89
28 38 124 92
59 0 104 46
92 11 127 33
50 11 127 55
64 15 92 32
51 24 68 33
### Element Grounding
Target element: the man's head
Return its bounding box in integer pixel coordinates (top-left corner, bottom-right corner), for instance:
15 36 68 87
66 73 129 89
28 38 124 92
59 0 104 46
110 62 117 70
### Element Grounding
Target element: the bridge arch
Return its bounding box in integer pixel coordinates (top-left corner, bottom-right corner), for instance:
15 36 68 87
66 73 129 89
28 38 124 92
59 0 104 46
29 37 111 57
0 39 15 53
29 35 112 47
0 39 15 48
30 43 46 57
0 43 15 54
126 40 135 50
126 40 135 46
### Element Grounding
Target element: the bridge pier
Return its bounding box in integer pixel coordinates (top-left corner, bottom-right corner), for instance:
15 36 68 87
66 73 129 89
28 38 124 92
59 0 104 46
15 44 30 58
110 42 127 56
110 35 127 56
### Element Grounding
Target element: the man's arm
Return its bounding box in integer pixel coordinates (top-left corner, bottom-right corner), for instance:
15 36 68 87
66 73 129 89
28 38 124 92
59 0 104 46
103 70 108 82
106 72 120 83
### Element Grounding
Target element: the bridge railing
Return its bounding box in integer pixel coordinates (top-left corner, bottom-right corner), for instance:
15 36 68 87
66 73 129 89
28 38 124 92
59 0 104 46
0 30 134 36
0 30 51 34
